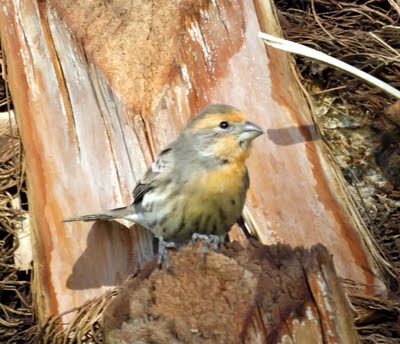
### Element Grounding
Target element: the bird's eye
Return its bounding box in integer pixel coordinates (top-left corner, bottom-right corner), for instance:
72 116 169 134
219 121 229 129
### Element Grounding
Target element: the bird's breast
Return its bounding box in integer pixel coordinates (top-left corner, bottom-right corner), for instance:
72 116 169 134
179 161 248 231
138 160 249 241
189 159 248 197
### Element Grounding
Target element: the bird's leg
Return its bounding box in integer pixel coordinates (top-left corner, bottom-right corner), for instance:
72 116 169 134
191 233 224 256
156 237 176 271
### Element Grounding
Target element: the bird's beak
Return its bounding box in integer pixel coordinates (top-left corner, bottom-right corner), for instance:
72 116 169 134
238 121 264 142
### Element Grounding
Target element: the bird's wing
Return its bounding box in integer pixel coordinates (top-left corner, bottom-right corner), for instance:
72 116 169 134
132 147 174 204
63 148 175 223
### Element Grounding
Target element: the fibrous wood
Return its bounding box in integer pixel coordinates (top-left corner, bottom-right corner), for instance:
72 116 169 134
103 242 360 344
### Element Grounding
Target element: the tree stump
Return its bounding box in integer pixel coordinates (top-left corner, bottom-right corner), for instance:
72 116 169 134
103 241 359 343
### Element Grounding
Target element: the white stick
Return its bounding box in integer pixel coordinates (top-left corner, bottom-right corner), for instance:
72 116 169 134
258 32 400 100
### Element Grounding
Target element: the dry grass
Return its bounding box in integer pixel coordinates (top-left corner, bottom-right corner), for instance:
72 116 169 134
275 0 400 342
0 50 35 342
29 288 119 344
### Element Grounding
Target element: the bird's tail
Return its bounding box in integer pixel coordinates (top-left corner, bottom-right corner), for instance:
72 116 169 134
63 206 133 223
63 213 116 222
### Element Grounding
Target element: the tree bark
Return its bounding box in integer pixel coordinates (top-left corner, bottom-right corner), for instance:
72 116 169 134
0 0 384 324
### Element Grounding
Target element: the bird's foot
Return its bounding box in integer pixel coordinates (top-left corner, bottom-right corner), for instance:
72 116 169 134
157 237 176 271
191 233 224 256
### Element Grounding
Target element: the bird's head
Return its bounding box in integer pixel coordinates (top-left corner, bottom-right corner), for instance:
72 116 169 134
183 104 263 163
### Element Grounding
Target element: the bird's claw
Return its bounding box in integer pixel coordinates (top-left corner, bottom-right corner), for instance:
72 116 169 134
157 237 176 271
191 233 223 256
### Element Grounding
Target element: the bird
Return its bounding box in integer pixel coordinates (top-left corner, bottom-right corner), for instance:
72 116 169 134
63 104 263 269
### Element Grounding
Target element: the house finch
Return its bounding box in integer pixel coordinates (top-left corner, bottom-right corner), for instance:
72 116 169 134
64 104 263 269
